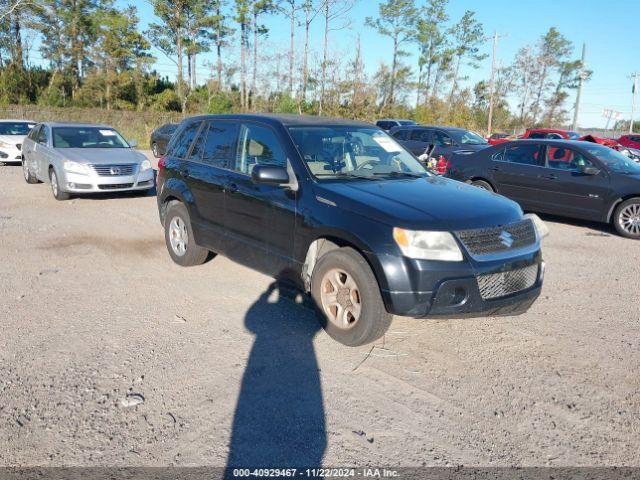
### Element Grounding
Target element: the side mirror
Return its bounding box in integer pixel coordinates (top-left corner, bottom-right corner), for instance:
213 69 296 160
579 164 600 176
251 164 290 186
129 139 138 148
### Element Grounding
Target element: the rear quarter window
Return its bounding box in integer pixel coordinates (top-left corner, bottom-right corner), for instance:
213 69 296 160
168 121 202 158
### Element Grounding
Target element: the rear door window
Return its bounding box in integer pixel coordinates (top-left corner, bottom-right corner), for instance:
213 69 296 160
169 121 202 159
233 123 286 175
504 144 542 166
201 121 239 168
410 129 431 142
545 146 593 171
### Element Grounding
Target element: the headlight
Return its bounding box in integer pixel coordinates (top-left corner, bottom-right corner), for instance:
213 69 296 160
62 160 90 175
140 159 152 171
393 228 463 261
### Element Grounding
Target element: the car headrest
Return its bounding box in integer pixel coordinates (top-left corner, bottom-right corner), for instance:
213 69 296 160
553 148 566 160
248 139 264 157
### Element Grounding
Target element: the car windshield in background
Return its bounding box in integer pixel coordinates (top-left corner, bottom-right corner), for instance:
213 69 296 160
52 127 129 148
457 130 488 145
398 120 416 125
0 122 35 135
567 131 581 139
586 145 640 175
288 126 428 180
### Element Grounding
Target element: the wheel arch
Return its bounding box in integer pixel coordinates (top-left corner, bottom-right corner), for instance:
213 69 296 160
301 232 387 294
606 195 640 223
468 176 496 192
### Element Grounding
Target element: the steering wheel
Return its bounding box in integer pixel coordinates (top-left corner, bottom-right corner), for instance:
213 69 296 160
354 158 381 171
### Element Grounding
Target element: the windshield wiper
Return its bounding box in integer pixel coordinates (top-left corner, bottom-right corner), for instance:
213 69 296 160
372 171 427 178
315 172 377 180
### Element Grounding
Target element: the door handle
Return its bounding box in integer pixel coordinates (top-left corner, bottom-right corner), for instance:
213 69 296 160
489 166 500 172
226 182 239 193
540 174 557 180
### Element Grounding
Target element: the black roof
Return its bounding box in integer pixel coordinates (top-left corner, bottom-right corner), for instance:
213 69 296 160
391 124 471 133
185 113 373 128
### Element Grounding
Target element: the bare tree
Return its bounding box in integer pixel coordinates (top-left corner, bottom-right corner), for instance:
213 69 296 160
319 0 356 115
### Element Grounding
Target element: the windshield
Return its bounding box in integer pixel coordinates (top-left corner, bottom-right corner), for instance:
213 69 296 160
288 126 429 180
586 145 640 174
0 122 35 135
567 131 581 139
398 120 416 126
457 130 488 145
52 127 129 148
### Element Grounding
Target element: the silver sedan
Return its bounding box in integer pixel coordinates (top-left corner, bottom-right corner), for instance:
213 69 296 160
21 122 154 200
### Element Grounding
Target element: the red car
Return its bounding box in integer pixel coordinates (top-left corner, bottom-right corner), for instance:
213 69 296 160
487 133 512 145
618 134 640 150
521 128 581 140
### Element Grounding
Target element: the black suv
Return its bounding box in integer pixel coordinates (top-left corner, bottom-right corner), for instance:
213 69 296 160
156 114 544 346
390 125 489 159
447 139 640 239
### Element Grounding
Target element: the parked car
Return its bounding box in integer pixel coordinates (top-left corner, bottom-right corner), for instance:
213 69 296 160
21 122 154 200
618 134 640 150
521 128 581 140
0 119 36 163
150 123 179 157
156 114 545 346
487 133 512 146
375 119 416 131
447 139 640 239
389 125 490 171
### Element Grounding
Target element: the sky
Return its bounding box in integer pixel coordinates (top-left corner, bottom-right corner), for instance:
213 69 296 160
120 0 639 129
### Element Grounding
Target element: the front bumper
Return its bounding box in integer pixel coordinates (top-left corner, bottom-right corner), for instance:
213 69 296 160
59 168 155 193
378 249 543 318
0 145 23 162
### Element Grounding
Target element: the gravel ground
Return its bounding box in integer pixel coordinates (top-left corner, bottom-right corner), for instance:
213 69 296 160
0 153 639 468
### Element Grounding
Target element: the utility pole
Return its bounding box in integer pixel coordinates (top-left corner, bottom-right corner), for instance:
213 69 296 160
571 43 587 131
629 72 639 134
487 31 507 136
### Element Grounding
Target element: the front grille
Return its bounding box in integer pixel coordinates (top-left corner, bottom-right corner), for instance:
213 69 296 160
456 219 537 257
477 264 539 300
90 164 136 176
98 183 133 190
16 143 21 151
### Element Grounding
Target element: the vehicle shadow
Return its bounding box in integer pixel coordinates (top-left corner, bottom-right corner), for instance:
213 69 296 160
534 212 616 236
225 282 326 473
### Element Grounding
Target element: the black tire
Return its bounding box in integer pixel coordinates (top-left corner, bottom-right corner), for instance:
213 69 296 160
22 159 38 184
164 201 210 266
311 247 392 347
152 142 159 158
613 198 640 239
471 179 494 192
49 168 70 200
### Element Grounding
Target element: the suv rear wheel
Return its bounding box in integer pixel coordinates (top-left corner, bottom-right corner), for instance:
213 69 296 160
613 198 640 239
311 247 392 346
164 201 211 266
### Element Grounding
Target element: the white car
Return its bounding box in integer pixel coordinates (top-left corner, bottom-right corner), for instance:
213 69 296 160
21 122 154 200
0 119 36 163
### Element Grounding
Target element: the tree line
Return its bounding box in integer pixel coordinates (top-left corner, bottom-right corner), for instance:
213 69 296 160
0 0 589 133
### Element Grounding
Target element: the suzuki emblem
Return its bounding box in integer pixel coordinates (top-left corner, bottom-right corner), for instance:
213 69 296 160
499 230 514 248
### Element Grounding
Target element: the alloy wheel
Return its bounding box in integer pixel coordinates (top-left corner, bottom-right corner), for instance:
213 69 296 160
169 216 188 256
320 268 362 330
619 203 640 237
50 171 58 196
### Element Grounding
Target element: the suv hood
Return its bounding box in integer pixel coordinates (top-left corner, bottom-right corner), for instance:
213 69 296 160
53 148 145 164
0 134 27 146
315 176 523 231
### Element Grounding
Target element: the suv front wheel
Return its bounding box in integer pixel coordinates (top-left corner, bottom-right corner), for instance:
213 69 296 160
311 247 392 346
613 198 640 239
164 201 211 266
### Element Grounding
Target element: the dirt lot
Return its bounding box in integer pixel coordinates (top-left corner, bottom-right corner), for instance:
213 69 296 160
1 153 639 468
